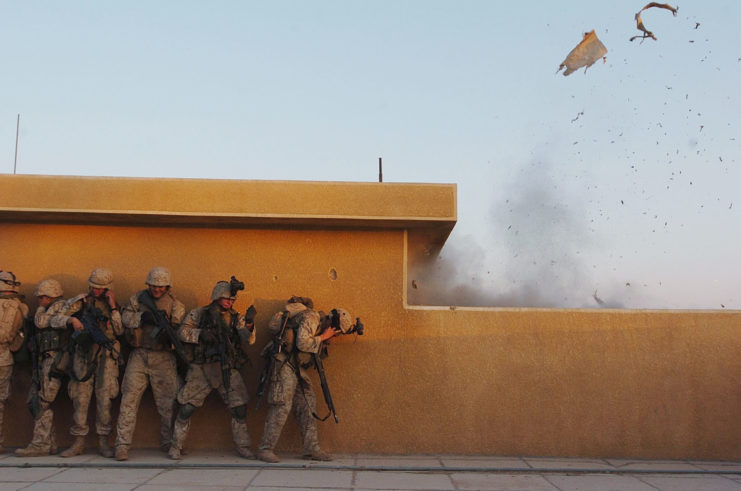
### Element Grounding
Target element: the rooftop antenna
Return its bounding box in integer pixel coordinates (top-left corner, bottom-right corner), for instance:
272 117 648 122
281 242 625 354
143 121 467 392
378 157 383 182
13 114 20 174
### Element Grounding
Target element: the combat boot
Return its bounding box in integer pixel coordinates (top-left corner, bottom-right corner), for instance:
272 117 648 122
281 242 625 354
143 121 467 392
15 444 50 457
167 446 181 460
303 449 332 461
98 435 114 458
114 444 129 461
60 436 85 457
257 449 280 463
236 446 254 459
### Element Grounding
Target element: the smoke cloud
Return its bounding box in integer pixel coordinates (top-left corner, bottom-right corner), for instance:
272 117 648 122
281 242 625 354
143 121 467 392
409 159 624 308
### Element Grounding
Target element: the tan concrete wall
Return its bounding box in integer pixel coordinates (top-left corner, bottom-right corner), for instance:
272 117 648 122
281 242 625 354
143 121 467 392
2 175 740 460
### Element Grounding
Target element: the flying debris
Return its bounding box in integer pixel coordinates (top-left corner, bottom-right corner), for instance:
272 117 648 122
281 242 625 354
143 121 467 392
630 3 678 42
558 30 607 76
592 290 605 306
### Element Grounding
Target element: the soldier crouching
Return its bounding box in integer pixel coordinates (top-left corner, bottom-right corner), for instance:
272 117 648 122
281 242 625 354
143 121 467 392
114 267 185 461
168 279 257 460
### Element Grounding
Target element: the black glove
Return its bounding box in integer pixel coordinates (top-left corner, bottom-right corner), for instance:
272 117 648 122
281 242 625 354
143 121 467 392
244 305 257 325
199 330 217 345
141 311 156 326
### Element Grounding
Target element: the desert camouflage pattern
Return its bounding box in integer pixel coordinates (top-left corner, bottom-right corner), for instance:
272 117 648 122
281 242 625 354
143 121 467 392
116 290 185 449
171 363 251 450
0 365 11 447
25 357 61 451
22 299 70 452
0 295 29 367
177 305 255 345
52 293 123 438
259 307 324 453
170 303 255 452
0 294 27 447
116 349 178 448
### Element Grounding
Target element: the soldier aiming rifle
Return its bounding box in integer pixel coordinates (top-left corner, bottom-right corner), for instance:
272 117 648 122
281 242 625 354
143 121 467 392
256 297 363 463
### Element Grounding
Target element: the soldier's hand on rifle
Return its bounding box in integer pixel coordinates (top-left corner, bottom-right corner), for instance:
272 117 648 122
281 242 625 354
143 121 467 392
68 317 84 331
141 311 156 326
199 329 217 345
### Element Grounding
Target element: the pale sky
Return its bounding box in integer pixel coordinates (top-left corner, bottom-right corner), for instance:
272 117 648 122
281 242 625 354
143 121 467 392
2 1 739 309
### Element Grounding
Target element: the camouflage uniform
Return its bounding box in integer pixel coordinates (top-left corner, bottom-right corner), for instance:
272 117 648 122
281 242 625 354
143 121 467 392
169 282 256 460
115 288 185 455
258 302 326 460
16 293 72 456
0 271 29 453
52 270 123 457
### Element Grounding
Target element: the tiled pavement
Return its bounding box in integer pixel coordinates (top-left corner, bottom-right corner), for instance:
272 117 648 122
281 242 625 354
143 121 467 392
2 449 741 490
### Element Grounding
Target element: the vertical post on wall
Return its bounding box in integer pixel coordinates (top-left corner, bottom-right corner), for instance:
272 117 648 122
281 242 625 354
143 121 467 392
378 157 383 182
13 114 20 174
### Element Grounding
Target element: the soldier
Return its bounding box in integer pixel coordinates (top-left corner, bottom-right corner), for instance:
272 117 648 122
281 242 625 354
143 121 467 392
0 271 28 454
15 279 71 457
168 279 256 460
51 268 123 458
114 267 185 461
256 297 351 463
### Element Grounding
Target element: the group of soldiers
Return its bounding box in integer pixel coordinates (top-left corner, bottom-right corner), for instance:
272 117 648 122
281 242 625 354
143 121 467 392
0 267 357 463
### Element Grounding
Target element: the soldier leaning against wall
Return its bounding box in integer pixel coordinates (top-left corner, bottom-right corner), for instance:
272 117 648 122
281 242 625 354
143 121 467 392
168 279 257 460
51 268 123 458
15 279 73 457
257 297 351 463
114 267 185 461
0 271 29 454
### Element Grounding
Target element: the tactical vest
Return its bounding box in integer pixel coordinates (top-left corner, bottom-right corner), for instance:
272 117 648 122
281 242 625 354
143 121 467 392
279 311 313 368
193 306 240 365
126 291 175 351
35 299 70 353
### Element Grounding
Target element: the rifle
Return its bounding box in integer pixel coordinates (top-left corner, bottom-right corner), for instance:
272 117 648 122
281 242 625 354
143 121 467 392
255 312 289 409
138 291 190 366
311 314 364 423
26 316 41 418
68 296 119 383
312 351 338 423
72 298 118 355
217 319 232 394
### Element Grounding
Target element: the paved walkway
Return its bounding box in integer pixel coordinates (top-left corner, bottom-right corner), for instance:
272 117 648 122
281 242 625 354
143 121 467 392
3 449 741 490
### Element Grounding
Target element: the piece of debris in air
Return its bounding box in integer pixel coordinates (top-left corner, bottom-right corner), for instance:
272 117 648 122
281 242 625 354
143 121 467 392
630 3 678 42
558 30 607 76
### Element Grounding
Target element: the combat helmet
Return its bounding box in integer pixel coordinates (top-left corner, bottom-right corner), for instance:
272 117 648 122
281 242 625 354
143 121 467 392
88 268 113 289
0 271 20 293
331 308 353 333
34 279 63 298
146 267 171 287
211 281 236 301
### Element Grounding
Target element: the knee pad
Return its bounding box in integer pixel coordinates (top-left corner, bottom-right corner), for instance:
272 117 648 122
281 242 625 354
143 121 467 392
231 404 247 421
177 403 197 420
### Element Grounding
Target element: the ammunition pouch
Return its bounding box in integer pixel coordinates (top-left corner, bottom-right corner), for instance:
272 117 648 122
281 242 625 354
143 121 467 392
126 324 169 351
37 329 67 353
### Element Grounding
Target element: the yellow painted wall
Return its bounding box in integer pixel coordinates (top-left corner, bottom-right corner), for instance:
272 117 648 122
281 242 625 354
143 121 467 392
2 175 740 460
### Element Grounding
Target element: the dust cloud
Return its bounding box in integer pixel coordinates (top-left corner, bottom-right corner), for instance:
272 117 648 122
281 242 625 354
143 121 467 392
408 160 624 309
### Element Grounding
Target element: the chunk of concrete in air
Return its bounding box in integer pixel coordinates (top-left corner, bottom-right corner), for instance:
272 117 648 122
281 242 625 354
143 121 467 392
558 30 608 76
